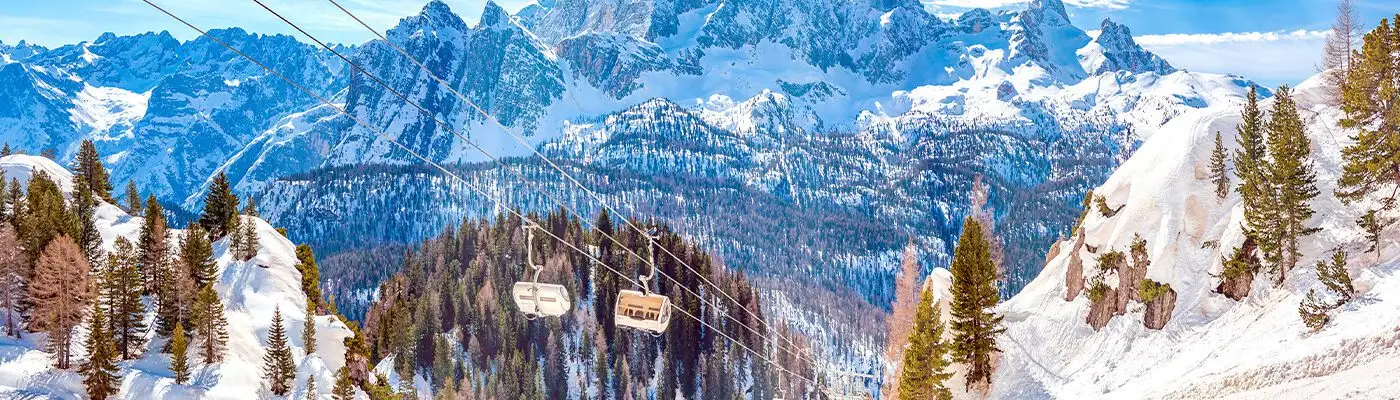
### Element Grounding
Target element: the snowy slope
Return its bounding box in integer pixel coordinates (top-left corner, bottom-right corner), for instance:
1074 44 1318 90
991 75 1400 398
0 155 355 399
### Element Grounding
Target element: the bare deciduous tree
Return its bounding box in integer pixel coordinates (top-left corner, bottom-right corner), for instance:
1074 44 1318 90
1321 0 1362 104
0 223 25 337
27 235 94 369
881 240 921 399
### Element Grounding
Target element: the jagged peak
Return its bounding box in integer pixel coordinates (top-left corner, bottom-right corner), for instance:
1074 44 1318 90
1029 0 1070 22
478 1 512 29
389 0 470 40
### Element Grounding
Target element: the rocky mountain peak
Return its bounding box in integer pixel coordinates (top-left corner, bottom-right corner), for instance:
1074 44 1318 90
1085 18 1175 75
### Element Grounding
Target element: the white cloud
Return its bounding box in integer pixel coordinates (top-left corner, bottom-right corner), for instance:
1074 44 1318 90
922 0 1129 10
1134 29 1329 46
1136 30 1330 87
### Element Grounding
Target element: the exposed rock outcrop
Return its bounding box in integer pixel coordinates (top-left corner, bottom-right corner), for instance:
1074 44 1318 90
1063 232 1086 301
1143 287 1178 330
1215 237 1260 301
1086 283 1115 330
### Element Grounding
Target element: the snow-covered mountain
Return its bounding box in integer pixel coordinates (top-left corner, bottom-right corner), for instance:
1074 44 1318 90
0 155 354 399
0 0 1266 369
992 76 1400 398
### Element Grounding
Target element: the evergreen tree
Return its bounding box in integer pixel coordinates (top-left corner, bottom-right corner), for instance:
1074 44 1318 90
1234 86 1275 262
70 176 104 267
28 236 94 369
1298 289 1331 330
1265 86 1321 284
303 302 317 355
180 224 217 289
947 218 1005 389
1358 209 1390 259
171 321 191 384
1318 249 1355 304
0 170 8 223
332 365 356 400
0 143 9 156
106 237 147 359
19 171 77 265
153 256 185 343
230 217 253 262
306 376 318 400
897 288 953 400
198 172 240 239
1338 16 1400 210
41 148 56 160
71 140 114 203
243 195 260 218
263 305 296 396
124 181 142 217
81 300 120 399
0 223 22 337
138 195 170 292
190 284 229 363
1210 131 1231 199
295 244 323 312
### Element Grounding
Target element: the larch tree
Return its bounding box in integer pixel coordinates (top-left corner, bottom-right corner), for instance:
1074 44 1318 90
106 237 148 359
1210 131 1231 199
969 175 1007 292
81 300 120 399
190 283 229 363
1321 0 1363 105
153 255 186 344
263 305 296 396
1265 86 1320 284
171 321 191 384
332 365 356 400
0 223 24 337
27 235 94 369
948 217 1005 389
197 172 240 239
897 287 953 400
881 240 921 399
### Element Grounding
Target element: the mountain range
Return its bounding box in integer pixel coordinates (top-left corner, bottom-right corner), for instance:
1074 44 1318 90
0 0 1259 357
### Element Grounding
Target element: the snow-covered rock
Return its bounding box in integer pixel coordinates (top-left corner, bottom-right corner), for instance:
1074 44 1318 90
992 75 1400 398
0 155 354 399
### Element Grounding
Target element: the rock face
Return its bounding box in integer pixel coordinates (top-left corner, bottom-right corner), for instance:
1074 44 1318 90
1086 285 1115 330
1215 237 1259 301
1143 287 1178 330
1063 232 1085 301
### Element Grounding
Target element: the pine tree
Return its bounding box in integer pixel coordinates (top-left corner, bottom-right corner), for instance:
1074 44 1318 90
71 177 104 267
1338 16 1400 210
264 305 296 396
1234 86 1276 261
28 235 94 369
0 170 8 223
153 256 185 343
71 140 114 203
1298 289 1331 330
106 237 147 359
1265 86 1320 284
306 376 318 400
124 181 142 217
295 244 323 312
0 143 10 156
180 224 217 288
1210 131 1231 199
81 300 120 399
243 195 260 218
304 302 317 355
332 365 356 400
947 218 1005 389
20 171 77 265
138 195 169 292
1318 249 1355 304
1358 209 1390 259
230 217 252 262
171 321 191 384
897 288 953 400
0 223 23 337
190 284 229 363
40 148 56 160
198 172 240 239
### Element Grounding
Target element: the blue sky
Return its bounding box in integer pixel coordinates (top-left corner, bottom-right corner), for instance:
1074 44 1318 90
1 0 1394 87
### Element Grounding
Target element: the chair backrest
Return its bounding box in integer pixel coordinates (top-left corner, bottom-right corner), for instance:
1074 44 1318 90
614 289 671 333
512 282 571 318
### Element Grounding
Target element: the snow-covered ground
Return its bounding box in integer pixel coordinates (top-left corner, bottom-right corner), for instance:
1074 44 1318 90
991 75 1400 398
0 155 355 399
